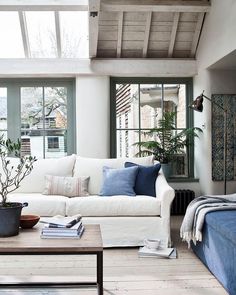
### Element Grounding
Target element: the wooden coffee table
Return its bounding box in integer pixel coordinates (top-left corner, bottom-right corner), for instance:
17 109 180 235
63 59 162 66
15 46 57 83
0 224 103 295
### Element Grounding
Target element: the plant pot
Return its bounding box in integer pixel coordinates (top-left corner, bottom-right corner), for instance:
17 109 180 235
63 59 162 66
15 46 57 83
161 163 172 179
0 202 28 237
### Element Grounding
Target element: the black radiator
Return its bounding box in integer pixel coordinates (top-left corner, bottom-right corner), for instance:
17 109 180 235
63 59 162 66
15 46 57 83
171 189 195 215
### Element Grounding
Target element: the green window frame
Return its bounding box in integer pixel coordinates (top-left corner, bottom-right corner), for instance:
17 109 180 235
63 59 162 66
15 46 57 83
110 77 195 180
0 78 76 158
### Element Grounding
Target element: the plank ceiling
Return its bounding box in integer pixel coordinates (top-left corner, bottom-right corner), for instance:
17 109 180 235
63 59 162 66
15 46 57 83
89 0 211 59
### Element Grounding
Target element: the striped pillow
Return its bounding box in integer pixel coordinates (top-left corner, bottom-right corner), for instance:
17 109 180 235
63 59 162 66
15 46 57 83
43 175 90 197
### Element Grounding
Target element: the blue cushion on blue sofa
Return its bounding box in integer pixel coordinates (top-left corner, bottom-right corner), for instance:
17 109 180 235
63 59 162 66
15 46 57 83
100 166 139 196
124 162 161 197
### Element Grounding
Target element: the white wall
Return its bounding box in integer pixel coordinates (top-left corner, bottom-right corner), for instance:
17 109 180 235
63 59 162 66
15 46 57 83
193 0 236 195
196 0 236 70
194 70 236 194
76 76 110 158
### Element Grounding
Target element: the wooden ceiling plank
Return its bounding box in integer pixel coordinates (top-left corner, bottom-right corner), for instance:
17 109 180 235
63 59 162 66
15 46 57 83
190 12 205 57
142 11 152 58
89 0 101 58
117 12 124 57
168 12 180 57
101 0 210 13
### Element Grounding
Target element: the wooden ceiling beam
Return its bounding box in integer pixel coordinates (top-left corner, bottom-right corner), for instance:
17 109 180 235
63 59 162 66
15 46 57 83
117 12 124 58
190 12 205 57
168 12 180 57
0 58 197 77
89 0 100 58
142 11 152 58
101 0 210 13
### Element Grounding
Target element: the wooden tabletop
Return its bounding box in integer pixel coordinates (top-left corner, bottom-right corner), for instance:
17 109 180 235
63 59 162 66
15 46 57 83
0 224 103 254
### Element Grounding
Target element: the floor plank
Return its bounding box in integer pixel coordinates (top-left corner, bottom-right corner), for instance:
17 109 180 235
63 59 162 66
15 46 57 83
0 216 228 295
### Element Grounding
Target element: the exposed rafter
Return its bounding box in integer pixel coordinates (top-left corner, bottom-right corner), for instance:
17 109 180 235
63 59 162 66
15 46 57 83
54 11 62 58
0 0 88 11
190 12 205 57
89 0 100 58
168 12 180 57
142 11 152 58
101 0 210 13
18 11 30 58
117 12 124 58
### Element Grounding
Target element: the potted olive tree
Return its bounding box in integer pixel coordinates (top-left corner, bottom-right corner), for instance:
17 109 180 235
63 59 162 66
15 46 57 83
135 112 202 178
0 135 36 237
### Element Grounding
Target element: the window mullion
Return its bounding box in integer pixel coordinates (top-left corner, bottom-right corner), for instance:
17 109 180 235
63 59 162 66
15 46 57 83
42 87 46 159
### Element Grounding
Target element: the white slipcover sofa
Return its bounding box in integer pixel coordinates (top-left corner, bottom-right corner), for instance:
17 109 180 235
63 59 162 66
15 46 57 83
6 154 175 247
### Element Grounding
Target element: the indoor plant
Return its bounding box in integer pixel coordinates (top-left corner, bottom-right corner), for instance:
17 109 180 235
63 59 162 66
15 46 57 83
135 112 202 177
0 135 36 237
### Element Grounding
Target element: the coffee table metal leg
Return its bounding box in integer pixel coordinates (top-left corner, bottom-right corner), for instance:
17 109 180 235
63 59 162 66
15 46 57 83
97 251 103 295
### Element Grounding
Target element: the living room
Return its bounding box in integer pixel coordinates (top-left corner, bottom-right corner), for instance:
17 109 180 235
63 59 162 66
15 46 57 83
0 0 236 294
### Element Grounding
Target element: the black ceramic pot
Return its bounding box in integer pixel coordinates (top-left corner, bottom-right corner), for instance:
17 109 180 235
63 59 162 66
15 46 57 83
0 202 28 237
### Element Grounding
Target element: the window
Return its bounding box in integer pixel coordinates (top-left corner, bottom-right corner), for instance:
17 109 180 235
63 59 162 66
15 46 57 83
110 78 194 179
0 79 75 159
47 137 59 150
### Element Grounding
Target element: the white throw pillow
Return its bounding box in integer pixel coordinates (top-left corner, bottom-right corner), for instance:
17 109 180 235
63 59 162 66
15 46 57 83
73 155 154 195
43 175 90 197
14 154 76 193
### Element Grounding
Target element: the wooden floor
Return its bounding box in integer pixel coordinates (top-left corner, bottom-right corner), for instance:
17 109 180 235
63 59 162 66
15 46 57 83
0 216 228 295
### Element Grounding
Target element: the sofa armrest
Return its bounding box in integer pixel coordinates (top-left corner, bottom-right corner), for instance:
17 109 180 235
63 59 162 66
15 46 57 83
155 170 175 218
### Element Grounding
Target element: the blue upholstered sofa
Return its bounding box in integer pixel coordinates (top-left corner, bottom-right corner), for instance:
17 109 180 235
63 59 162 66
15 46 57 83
191 210 236 295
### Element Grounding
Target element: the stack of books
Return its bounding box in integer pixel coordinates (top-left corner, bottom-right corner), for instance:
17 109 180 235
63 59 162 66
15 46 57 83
40 216 84 239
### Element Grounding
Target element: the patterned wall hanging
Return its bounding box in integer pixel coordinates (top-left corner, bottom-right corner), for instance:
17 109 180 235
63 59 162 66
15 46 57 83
212 94 236 181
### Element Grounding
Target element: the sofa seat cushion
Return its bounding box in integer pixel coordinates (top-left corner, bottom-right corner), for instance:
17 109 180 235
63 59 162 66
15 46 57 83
73 156 154 195
205 210 236 245
66 195 161 217
8 193 67 217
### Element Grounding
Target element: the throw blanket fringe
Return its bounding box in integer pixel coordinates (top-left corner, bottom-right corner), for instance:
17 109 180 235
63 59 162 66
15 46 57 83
180 194 236 247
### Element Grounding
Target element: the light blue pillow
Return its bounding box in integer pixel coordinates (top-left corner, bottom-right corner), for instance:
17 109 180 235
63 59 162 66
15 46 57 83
100 166 139 196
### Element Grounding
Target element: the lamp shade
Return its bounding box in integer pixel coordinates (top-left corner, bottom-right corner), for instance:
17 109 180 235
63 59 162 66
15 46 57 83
189 94 204 112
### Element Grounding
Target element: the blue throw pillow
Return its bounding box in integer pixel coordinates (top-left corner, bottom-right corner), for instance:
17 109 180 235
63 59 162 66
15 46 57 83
100 166 139 196
124 162 161 197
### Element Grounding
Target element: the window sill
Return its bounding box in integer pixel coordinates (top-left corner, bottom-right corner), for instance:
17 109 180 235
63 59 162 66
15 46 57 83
167 177 199 183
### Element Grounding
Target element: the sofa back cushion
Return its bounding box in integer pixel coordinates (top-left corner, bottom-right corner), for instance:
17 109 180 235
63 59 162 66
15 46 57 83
12 154 76 193
73 156 154 195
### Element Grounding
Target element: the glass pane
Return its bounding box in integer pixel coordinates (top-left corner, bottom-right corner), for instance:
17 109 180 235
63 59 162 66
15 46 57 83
116 130 139 158
0 12 24 58
21 131 44 159
60 11 89 58
0 88 7 129
164 84 186 128
116 84 139 129
44 87 67 129
0 131 7 141
140 84 162 129
26 11 57 58
21 87 43 129
45 130 67 158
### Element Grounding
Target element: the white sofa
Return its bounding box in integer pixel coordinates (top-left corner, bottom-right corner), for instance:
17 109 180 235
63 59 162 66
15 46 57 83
6 155 175 247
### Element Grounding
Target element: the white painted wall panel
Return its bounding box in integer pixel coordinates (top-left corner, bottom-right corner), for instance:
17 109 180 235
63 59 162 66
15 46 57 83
76 76 110 158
